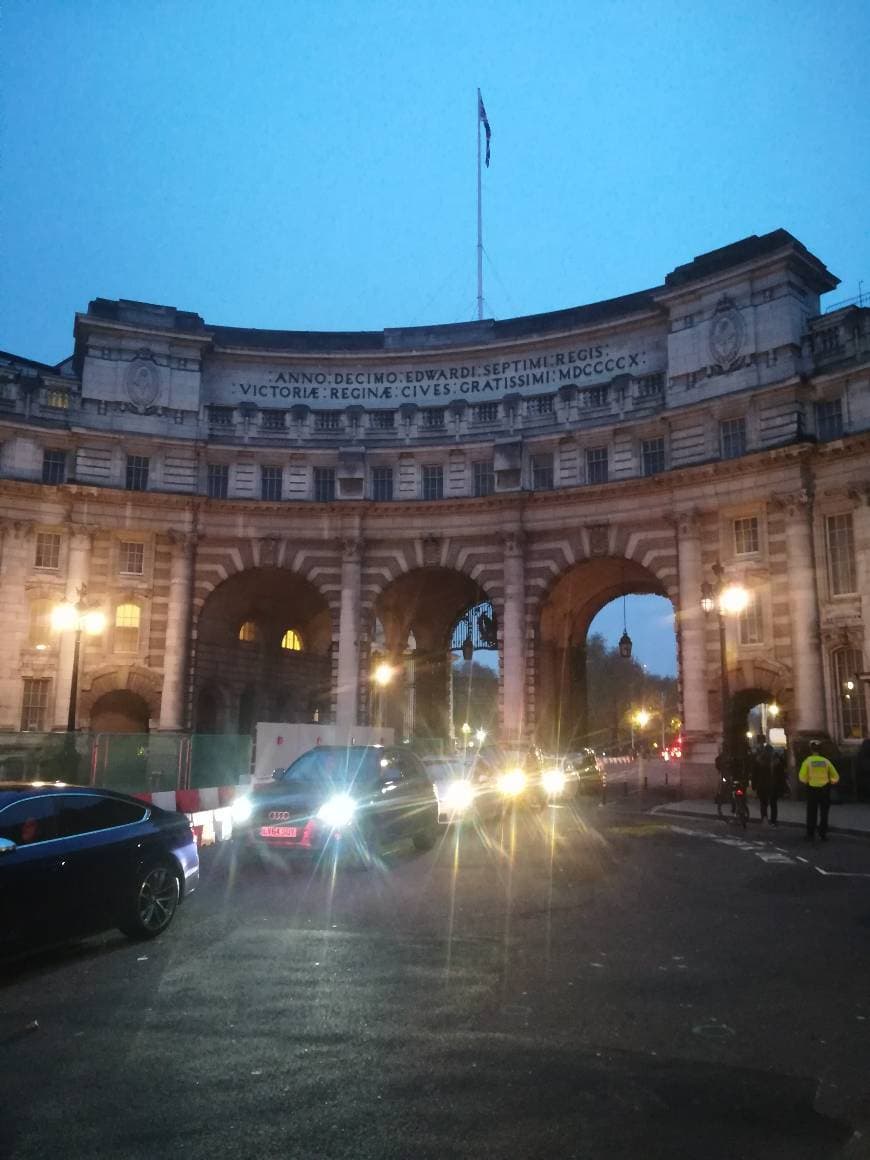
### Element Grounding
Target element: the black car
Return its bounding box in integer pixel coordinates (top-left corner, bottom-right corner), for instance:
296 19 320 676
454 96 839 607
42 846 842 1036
232 746 440 866
0 782 199 957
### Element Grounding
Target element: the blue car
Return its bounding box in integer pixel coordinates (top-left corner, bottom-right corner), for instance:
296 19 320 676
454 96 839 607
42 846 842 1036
0 782 199 957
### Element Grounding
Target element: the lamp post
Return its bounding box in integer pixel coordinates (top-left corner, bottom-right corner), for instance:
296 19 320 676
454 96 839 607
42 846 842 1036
52 594 105 777
372 660 396 730
700 562 748 776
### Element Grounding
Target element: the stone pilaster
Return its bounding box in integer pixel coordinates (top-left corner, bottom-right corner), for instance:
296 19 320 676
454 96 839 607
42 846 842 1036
501 532 526 743
52 527 94 729
782 494 826 733
0 522 33 729
159 531 196 730
675 511 710 736
336 538 362 732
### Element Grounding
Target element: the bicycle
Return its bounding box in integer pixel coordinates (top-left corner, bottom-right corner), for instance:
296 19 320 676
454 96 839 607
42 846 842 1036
716 776 750 829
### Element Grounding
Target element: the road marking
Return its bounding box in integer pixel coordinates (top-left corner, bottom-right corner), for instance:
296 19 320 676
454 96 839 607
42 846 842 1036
668 825 797 866
814 867 870 879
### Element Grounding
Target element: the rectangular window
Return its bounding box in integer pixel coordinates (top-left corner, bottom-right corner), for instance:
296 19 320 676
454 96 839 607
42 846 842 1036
641 437 665 477
125 455 150 491
260 465 283 501
720 417 746 460
815 398 843 441
21 679 50 731
371 466 393 501
313 467 336 502
119 541 145 576
826 513 856 595
34 532 61 570
586 446 608 484
421 464 443 500
42 449 67 485
421 409 445 430
835 648 868 739
314 412 341 431
207 463 229 499
738 591 763 645
473 403 498 424
371 411 395 430
114 603 141 653
472 460 495 497
733 516 760 556
585 387 608 408
208 406 234 427
44 390 69 409
531 453 554 490
261 410 286 431
530 395 554 415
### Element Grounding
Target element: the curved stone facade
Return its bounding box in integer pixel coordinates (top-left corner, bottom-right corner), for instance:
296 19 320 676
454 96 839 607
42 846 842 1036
1 229 868 761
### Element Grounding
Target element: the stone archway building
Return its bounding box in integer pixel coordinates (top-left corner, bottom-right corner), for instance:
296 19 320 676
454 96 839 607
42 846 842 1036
0 229 868 763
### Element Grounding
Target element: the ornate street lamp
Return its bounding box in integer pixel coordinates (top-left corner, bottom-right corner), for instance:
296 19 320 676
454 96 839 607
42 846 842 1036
700 562 748 775
52 594 106 733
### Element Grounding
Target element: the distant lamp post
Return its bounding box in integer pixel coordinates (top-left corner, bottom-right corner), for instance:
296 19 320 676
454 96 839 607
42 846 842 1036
52 596 106 753
475 727 487 746
372 660 396 729
701 562 748 774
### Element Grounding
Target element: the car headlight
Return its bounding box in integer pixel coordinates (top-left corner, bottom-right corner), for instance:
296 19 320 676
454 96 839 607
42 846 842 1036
498 768 526 797
442 780 476 811
231 796 253 824
542 769 566 796
316 794 357 829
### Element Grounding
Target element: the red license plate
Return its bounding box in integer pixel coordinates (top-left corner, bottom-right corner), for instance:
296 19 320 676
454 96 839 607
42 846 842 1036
260 825 298 838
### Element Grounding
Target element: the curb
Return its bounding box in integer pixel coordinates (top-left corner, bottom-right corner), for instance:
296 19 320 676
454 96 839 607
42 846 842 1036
650 804 870 840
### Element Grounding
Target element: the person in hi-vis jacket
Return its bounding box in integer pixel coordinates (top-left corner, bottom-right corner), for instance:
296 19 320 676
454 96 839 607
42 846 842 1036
797 740 839 841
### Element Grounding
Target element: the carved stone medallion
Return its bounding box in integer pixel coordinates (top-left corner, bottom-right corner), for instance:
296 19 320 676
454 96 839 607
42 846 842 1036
709 297 745 370
126 352 161 408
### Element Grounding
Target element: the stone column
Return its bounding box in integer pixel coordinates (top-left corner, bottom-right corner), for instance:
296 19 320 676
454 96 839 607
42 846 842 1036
676 511 710 736
159 532 196 730
783 495 826 732
501 532 527 743
0 522 32 730
336 538 362 733
854 490 870 724
52 527 93 730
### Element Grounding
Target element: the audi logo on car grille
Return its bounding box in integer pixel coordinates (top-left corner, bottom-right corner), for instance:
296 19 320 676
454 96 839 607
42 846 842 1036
268 810 291 821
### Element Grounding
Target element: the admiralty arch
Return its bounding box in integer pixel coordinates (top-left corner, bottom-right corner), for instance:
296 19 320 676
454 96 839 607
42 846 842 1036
1 229 868 770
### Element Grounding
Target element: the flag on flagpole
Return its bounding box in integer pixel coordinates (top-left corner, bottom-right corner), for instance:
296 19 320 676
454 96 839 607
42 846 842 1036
478 92 491 167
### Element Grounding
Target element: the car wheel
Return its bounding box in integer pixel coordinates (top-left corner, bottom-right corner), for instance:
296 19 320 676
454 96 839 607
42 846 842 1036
412 818 438 851
119 862 181 940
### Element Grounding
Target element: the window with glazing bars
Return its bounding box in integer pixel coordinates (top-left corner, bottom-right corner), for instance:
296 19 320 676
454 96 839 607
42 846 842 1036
472 460 495 497
826 513 856 595
261 466 283 501
371 466 393 501
473 403 498 424
370 411 395 430
209 406 233 426
21 679 49 731
34 532 61 570
314 412 341 431
262 410 286 431
834 648 867 739
313 467 336 502
421 409 445 430
42 449 66 484
207 463 229 498
530 395 554 415
119 541 144 576
421 464 443 500
738 591 763 645
125 455 150 491
719 417 746 459
815 398 843 440
641 437 665 477
586 447 608 484
531 453 554 490
733 517 759 556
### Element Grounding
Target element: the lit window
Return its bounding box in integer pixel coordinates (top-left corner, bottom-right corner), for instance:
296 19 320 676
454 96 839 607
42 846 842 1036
738 591 763 645
114 603 141 653
834 648 867 739
472 460 495 497
21 679 50 731
119 541 145 576
733 517 760 556
826 513 856 595
238 621 258 643
720 418 746 460
29 600 54 649
586 447 608 484
35 533 61 570
281 629 302 651
45 390 69 409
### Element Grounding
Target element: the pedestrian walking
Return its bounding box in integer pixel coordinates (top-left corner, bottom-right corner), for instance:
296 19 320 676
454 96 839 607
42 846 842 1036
797 740 839 841
751 734 787 825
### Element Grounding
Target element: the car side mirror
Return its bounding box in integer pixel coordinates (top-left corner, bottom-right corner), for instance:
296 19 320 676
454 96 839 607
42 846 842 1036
0 837 17 856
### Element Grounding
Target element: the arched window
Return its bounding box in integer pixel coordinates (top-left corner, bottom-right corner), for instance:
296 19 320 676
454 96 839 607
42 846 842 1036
115 603 141 653
281 629 302 651
29 599 55 649
238 621 258 643
834 648 867 740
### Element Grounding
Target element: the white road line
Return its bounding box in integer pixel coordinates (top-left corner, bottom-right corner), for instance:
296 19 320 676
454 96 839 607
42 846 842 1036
814 867 870 878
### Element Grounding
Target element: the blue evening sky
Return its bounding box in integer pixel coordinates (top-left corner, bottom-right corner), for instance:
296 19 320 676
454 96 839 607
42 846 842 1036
3 2 867 676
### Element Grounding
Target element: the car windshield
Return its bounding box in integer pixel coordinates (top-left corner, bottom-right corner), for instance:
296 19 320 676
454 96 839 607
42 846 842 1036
278 748 379 791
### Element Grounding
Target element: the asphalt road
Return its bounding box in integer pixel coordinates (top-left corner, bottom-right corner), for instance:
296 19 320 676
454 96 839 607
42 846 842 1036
2 801 870 1160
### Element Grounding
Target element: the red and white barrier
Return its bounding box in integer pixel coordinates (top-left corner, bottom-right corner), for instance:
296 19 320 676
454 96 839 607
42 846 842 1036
134 786 239 846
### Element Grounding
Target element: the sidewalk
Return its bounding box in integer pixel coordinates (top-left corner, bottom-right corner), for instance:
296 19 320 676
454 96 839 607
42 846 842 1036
651 796 870 838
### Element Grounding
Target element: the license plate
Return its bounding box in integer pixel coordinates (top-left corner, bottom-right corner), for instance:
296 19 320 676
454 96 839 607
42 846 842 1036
260 825 298 838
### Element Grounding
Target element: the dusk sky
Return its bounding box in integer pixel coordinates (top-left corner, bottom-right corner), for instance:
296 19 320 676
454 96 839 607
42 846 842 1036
3 2 867 677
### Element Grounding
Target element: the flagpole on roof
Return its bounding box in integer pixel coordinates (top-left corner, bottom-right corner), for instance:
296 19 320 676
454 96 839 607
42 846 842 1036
477 88 484 321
